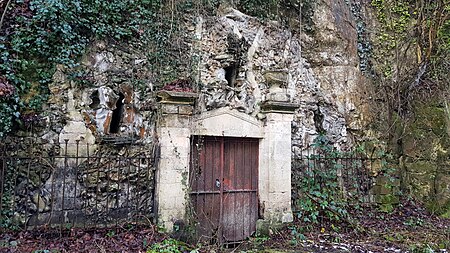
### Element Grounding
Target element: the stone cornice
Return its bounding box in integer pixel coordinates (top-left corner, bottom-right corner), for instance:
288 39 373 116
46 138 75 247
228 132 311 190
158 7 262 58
156 90 197 105
260 101 299 114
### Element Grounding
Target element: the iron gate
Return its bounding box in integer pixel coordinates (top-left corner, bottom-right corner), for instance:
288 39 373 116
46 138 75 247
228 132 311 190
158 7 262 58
189 136 259 243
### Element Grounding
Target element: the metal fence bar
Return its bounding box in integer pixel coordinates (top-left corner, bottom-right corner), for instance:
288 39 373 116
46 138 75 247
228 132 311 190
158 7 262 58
126 156 132 215
135 157 142 225
12 155 18 227
61 140 68 234
105 157 112 228
73 140 80 229
84 142 90 229
0 144 5 229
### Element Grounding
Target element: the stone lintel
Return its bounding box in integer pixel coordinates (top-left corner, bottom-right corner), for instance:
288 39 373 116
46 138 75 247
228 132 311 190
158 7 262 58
261 101 299 114
192 107 263 138
156 90 197 105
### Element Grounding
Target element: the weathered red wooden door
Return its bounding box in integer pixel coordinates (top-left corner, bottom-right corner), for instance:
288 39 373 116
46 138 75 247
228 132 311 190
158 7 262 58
190 136 258 243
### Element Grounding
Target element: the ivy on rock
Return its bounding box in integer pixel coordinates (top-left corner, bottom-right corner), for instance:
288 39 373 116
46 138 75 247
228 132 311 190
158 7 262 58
0 0 162 137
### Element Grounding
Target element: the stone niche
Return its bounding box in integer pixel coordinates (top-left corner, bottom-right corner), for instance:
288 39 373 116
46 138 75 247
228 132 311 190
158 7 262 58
155 90 298 234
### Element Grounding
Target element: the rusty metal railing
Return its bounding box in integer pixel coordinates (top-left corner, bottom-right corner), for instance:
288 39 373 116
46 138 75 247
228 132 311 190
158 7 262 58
0 138 156 233
291 145 388 216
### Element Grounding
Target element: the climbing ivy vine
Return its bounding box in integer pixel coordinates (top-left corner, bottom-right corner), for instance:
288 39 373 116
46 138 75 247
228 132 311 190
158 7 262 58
370 0 449 95
368 1 450 216
0 0 181 137
237 0 280 19
371 0 413 78
293 136 365 225
236 0 316 31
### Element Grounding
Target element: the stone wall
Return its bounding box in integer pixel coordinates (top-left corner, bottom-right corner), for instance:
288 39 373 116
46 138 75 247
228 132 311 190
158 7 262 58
2 39 160 227
152 4 373 231
402 101 450 216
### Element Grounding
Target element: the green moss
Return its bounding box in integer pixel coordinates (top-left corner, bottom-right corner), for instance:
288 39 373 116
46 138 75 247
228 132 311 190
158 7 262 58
441 209 450 218
413 104 447 136
426 199 450 216
403 102 450 160
406 160 437 175
371 0 414 78
376 194 399 205
396 42 450 217
378 203 395 213
404 160 435 199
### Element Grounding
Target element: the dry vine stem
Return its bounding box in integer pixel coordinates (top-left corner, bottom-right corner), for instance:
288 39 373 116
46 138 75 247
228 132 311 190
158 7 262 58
0 0 13 31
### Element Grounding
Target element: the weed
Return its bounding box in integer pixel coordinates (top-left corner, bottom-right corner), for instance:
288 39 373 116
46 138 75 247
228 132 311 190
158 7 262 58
289 225 307 246
408 244 436 253
249 234 269 247
106 230 116 238
147 238 197 253
403 217 424 227
293 135 355 225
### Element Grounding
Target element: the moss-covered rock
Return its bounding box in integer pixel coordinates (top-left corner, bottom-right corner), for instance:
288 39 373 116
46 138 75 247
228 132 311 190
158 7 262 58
403 103 449 160
403 101 450 215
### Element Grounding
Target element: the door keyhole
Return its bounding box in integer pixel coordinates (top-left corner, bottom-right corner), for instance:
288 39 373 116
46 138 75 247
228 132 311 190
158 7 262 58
215 179 221 189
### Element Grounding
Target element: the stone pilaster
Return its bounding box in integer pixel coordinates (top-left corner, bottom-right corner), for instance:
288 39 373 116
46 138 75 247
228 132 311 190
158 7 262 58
155 91 196 231
259 100 298 224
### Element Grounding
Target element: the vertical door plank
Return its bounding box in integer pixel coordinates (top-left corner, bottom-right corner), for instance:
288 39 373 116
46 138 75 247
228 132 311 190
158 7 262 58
250 140 259 233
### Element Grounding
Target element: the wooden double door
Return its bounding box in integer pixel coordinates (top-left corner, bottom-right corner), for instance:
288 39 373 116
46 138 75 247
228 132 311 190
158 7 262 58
189 136 259 243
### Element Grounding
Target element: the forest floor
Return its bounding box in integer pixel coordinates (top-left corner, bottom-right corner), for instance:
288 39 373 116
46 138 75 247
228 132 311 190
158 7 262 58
0 199 449 253
232 198 449 253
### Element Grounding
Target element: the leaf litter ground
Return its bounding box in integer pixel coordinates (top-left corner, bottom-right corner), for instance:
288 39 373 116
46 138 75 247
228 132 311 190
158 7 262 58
0 199 449 252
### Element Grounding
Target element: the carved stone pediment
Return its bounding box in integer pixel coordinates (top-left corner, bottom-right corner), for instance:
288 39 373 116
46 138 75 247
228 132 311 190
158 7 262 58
192 107 263 138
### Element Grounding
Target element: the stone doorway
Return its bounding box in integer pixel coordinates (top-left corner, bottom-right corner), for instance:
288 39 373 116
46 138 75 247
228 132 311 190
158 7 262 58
155 91 297 236
189 136 259 243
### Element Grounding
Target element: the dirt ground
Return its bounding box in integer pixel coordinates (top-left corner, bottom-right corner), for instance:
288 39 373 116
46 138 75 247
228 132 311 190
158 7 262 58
1 199 449 253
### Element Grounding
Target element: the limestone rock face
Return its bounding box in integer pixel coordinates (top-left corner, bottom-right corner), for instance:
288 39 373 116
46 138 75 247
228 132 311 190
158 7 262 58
297 0 372 148
4 0 449 228
13 0 450 225
47 41 153 144
194 4 371 150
